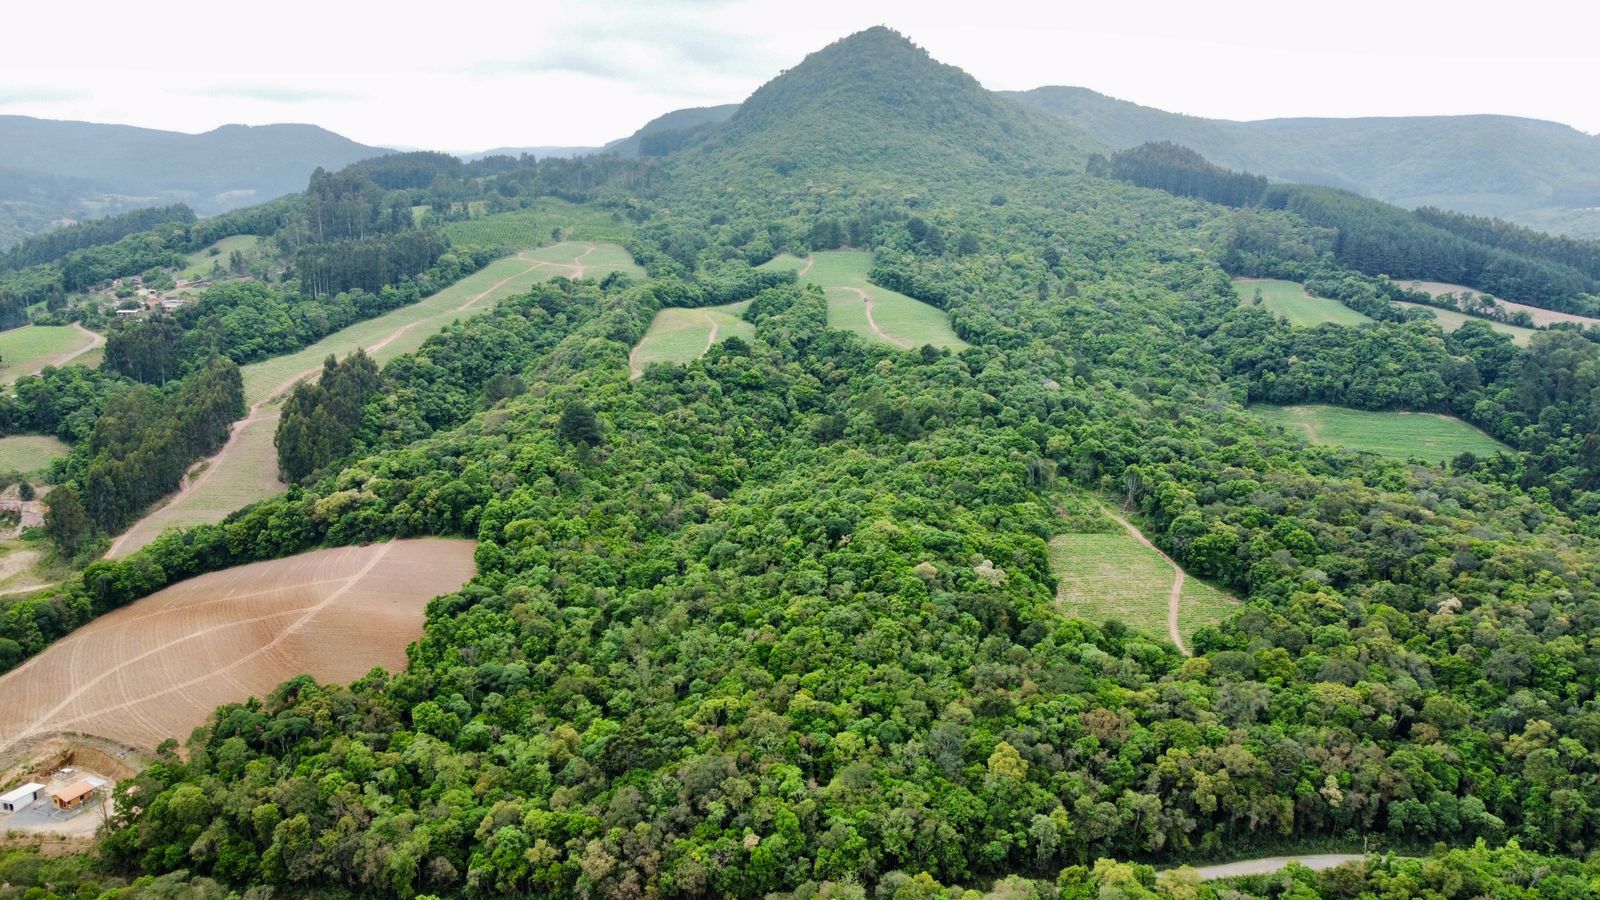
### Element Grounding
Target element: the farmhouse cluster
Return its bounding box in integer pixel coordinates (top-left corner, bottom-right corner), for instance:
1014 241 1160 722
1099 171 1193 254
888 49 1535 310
0 766 114 832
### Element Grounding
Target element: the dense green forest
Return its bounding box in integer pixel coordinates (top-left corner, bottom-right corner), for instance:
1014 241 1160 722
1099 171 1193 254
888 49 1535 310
0 204 197 272
1105 141 1600 314
10 25 1600 900
1010 84 1600 238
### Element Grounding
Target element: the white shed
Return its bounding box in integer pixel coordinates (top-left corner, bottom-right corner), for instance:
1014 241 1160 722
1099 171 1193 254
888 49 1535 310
0 782 44 812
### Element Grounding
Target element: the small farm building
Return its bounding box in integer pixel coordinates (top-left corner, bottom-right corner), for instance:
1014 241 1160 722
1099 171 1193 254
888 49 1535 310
0 782 44 812
51 778 96 810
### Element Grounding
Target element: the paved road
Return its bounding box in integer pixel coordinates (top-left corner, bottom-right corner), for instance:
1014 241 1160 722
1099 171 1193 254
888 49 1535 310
1190 854 1364 880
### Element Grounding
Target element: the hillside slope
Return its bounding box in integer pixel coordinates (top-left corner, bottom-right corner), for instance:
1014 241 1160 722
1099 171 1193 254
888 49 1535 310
0 116 387 246
602 103 740 158
1009 86 1600 236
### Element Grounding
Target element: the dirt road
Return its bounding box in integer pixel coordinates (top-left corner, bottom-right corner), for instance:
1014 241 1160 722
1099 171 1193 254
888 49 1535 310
1096 500 1190 656
106 252 556 558
1190 854 1364 880
842 286 913 349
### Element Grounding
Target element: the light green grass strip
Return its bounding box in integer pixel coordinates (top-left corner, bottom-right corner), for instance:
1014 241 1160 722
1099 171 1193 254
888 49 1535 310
1254 404 1507 463
1232 278 1372 328
0 435 69 473
762 250 967 350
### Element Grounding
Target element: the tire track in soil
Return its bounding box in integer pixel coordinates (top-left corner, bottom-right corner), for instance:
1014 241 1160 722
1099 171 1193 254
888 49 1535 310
1096 500 1192 656
0 545 394 753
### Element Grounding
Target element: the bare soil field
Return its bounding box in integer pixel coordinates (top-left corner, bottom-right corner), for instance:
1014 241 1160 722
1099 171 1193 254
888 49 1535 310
0 539 475 754
1394 279 1600 329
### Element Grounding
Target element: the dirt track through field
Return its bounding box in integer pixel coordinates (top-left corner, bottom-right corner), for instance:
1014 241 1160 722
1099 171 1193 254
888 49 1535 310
0 539 475 754
4 324 105 384
106 247 598 559
843 286 913 349
52 324 104 371
567 243 597 280
1190 854 1364 880
628 344 646 381
702 312 720 353
1097 500 1191 656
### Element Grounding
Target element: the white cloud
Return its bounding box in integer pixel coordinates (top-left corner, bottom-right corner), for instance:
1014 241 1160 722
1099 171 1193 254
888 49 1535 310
1 0 1595 151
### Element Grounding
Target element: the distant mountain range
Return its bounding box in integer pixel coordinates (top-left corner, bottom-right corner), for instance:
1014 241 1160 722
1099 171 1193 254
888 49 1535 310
458 146 596 162
457 104 740 162
9 63 1600 250
0 116 388 248
1004 86 1600 238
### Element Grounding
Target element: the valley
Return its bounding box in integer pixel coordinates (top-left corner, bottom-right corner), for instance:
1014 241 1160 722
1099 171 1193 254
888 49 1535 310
0 19 1597 900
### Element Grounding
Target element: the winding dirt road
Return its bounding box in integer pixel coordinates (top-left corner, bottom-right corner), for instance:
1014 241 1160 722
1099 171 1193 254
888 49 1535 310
565 243 597 280
54 324 105 370
702 312 720 352
1096 500 1190 656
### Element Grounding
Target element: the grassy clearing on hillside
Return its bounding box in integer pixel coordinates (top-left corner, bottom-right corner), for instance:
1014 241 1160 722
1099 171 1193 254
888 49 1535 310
760 250 968 350
0 435 68 473
1050 531 1237 643
111 242 639 558
1049 493 1237 644
1394 301 1536 346
75 346 104 370
1051 532 1174 638
444 200 634 248
1177 579 1242 641
178 235 261 280
1254 404 1507 463
0 324 100 383
631 301 755 376
240 243 636 405
1393 279 1600 329
1232 278 1372 327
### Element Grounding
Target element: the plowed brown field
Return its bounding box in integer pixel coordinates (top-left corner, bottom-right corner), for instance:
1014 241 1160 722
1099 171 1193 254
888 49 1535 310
0 539 475 754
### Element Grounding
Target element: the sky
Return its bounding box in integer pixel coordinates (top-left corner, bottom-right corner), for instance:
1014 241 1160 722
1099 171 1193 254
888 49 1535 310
2 0 1596 151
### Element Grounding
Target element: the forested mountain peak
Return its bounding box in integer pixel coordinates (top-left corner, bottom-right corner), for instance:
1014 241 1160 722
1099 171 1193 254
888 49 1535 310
669 27 1095 192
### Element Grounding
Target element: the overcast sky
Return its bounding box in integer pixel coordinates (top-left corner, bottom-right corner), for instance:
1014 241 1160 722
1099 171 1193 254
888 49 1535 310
4 0 1596 151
